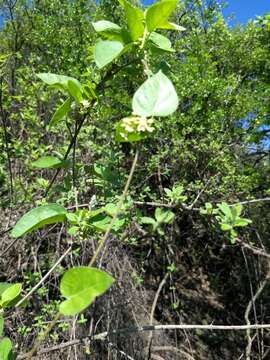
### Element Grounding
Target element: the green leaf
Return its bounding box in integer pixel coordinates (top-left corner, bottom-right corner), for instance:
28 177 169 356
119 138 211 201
59 267 114 316
1 284 21 307
92 20 121 34
155 208 175 224
132 71 179 117
67 226 79 236
235 218 252 227
146 0 179 32
67 80 83 103
159 21 185 31
92 20 127 42
221 223 233 231
94 40 124 69
0 338 12 360
11 204 67 238
148 32 175 52
0 284 12 297
0 317 3 337
217 202 232 218
235 204 243 216
104 203 118 216
90 214 111 232
141 217 156 226
121 0 144 41
31 156 68 169
37 73 82 92
49 98 72 128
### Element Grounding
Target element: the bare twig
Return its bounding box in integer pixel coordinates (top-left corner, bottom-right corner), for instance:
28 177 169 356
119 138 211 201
17 323 270 359
244 267 270 360
147 273 169 358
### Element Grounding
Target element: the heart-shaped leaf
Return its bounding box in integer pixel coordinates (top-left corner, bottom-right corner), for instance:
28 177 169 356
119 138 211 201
11 204 67 238
59 267 114 316
94 40 124 69
132 71 178 117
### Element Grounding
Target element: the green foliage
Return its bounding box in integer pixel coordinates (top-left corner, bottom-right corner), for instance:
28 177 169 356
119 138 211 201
31 156 68 169
1 0 269 358
0 338 13 360
132 71 179 117
36 73 82 93
145 0 179 32
59 267 114 315
49 97 72 128
148 32 175 53
0 317 3 337
215 203 252 243
164 184 187 204
0 283 21 309
94 40 124 69
11 204 67 238
141 207 175 235
118 0 144 41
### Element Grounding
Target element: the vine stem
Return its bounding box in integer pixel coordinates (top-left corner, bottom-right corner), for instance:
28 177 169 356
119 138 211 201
89 149 139 267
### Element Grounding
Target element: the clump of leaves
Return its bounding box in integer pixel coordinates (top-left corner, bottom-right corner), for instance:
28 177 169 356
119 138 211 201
215 203 252 243
141 207 175 235
164 184 187 204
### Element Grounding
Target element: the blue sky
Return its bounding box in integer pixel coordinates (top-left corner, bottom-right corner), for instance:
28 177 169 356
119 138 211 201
0 1 269 27
222 0 270 24
143 0 270 24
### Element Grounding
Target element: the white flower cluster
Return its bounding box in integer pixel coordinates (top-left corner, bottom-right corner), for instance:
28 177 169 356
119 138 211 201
122 116 155 134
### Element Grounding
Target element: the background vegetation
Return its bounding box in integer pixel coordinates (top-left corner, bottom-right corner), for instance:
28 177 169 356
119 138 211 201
1 0 270 358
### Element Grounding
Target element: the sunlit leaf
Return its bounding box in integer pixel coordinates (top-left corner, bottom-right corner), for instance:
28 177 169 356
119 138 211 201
67 79 83 103
148 32 175 52
146 0 179 32
59 267 114 315
159 21 185 31
37 73 82 92
11 204 67 238
1 284 22 307
132 71 178 117
92 20 121 34
120 0 144 41
94 40 124 69
0 338 12 360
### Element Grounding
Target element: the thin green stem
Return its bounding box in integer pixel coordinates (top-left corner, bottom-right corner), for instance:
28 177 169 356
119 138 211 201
89 149 139 267
140 27 149 50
